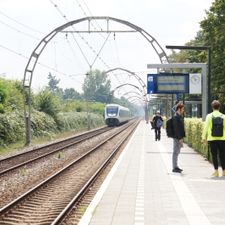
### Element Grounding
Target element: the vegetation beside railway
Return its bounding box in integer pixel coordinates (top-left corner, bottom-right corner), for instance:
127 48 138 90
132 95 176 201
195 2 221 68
0 70 137 152
1 0 223 156
184 118 209 159
0 109 104 150
0 73 107 150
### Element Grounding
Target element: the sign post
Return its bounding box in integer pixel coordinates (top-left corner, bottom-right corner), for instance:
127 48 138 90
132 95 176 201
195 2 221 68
147 63 207 120
147 73 189 94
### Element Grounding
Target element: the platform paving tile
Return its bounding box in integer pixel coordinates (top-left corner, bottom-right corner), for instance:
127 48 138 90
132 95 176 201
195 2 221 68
79 121 225 225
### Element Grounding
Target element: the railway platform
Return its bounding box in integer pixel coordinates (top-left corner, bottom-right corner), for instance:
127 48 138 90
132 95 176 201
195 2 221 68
78 120 225 225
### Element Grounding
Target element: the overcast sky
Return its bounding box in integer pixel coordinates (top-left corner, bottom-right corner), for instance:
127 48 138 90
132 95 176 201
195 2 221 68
0 0 214 96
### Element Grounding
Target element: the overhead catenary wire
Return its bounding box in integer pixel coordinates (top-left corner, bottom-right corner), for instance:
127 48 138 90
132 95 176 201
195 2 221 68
65 35 86 70
0 9 44 35
90 32 111 68
0 19 41 41
112 33 121 67
48 0 111 70
0 1 133 97
0 43 84 83
48 0 132 97
76 1 125 87
0 43 27 59
0 10 86 85
0 1 114 87
110 33 128 85
48 0 67 20
53 35 85 69
74 0 105 39
49 0 92 68
49 0 125 90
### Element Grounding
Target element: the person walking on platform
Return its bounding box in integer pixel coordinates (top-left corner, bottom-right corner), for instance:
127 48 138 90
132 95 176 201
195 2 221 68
202 100 225 177
172 103 185 173
152 110 163 141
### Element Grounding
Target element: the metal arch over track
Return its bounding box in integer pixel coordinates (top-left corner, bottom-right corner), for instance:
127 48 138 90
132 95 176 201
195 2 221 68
121 91 144 99
111 83 145 97
105 67 148 96
23 16 169 145
105 68 149 121
125 95 149 113
110 83 149 120
126 95 146 101
118 91 147 104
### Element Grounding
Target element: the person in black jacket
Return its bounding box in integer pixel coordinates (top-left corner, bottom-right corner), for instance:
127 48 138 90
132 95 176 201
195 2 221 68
152 110 163 141
172 103 185 173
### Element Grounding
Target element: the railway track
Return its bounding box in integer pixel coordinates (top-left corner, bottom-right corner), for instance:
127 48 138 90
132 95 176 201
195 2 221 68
0 126 112 176
0 120 140 225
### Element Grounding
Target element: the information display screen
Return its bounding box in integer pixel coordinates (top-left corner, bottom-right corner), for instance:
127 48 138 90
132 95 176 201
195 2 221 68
147 73 189 94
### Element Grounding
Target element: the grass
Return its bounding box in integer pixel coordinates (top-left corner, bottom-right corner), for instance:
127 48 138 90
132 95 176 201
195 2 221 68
19 166 28 176
0 128 87 158
57 151 65 159
78 205 88 214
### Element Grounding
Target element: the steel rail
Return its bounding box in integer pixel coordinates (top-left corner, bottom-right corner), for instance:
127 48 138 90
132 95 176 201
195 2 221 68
0 120 137 218
51 120 140 224
0 127 111 176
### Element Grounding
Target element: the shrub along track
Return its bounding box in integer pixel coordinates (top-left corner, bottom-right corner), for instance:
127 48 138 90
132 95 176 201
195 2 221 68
0 120 140 224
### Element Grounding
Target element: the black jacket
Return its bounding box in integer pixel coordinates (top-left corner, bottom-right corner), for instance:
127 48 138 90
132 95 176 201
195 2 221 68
173 113 185 140
153 115 163 128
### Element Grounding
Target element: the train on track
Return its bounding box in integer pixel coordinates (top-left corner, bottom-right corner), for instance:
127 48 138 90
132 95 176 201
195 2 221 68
104 104 131 126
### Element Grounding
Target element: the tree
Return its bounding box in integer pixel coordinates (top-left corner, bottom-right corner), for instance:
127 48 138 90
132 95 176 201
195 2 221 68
0 81 8 104
82 70 111 103
168 31 207 68
200 0 225 100
47 73 60 92
168 0 225 105
47 72 65 99
0 81 8 113
63 88 82 100
34 88 61 120
0 78 24 113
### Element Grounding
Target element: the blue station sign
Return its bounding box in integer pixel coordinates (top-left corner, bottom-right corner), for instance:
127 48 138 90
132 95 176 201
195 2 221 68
147 73 189 94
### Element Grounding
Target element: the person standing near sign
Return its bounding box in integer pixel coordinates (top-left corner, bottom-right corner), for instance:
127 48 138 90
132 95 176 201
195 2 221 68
152 110 163 141
172 103 185 173
202 100 225 177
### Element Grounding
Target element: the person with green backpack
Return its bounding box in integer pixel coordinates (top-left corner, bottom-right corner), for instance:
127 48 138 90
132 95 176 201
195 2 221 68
202 100 225 177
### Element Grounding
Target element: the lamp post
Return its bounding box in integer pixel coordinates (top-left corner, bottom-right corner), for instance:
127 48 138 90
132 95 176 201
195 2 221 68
165 45 211 113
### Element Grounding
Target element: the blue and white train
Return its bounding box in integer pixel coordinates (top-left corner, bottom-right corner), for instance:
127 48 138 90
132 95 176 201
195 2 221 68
104 104 131 126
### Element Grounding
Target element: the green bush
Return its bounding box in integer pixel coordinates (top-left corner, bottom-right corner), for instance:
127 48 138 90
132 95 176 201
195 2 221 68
61 99 105 116
61 100 85 113
0 110 57 145
56 112 104 131
184 118 208 157
34 88 61 120
90 102 105 115
0 110 25 143
0 79 24 113
0 109 104 147
31 110 57 137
